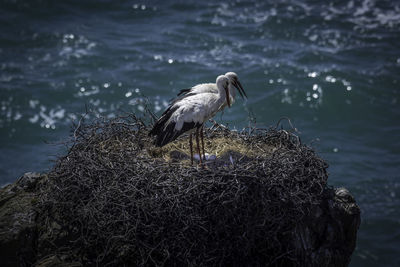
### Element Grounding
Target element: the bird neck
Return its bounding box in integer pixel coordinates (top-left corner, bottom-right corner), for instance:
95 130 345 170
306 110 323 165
215 86 228 108
228 84 236 99
216 85 225 97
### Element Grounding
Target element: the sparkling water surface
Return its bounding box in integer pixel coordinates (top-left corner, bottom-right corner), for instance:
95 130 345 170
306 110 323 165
0 1 399 266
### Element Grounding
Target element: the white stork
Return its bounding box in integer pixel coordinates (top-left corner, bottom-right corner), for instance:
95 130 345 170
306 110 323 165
176 72 247 111
149 75 231 165
173 72 247 160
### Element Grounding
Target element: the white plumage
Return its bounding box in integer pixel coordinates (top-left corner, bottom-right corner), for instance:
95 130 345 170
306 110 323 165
149 73 247 165
176 72 247 111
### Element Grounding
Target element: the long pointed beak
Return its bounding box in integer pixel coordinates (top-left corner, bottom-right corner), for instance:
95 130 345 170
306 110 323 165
225 85 231 108
234 80 247 99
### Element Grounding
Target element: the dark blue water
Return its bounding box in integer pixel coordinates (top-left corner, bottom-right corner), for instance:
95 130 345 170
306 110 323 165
1 0 399 265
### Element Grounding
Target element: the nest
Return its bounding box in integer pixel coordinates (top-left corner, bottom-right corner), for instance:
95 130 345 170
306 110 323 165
39 114 328 266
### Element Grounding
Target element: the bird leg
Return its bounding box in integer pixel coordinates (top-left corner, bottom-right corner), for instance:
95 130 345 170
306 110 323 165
195 127 202 165
189 133 193 165
200 126 206 161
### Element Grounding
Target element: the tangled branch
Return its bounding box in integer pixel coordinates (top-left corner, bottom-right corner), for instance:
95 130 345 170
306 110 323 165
39 114 328 266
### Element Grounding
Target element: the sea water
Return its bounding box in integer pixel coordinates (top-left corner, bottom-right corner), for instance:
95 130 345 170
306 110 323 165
0 1 399 266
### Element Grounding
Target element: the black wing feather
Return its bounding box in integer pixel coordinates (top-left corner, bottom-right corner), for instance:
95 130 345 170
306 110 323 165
155 120 201 147
148 105 179 137
177 88 192 96
149 102 202 147
169 91 196 105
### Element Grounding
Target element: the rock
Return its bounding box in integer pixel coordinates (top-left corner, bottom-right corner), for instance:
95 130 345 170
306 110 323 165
0 172 360 267
292 187 361 267
0 172 44 266
0 118 361 266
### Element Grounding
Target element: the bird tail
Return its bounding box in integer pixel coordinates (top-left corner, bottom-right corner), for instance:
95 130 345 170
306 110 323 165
149 105 185 147
154 120 199 147
149 105 200 147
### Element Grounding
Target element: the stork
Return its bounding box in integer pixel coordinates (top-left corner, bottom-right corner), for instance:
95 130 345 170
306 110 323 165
176 72 247 111
149 75 231 165
173 72 247 159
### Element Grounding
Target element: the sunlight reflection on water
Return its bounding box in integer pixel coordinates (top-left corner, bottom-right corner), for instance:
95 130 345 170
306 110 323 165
0 1 399 265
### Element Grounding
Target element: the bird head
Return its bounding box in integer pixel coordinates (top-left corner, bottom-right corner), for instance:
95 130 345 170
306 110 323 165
225 72 247 99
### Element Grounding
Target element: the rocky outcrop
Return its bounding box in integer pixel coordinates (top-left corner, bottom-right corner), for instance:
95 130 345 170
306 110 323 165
0 115 361 266
0 172 43 266
293 187 360 266
0 172 360 266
